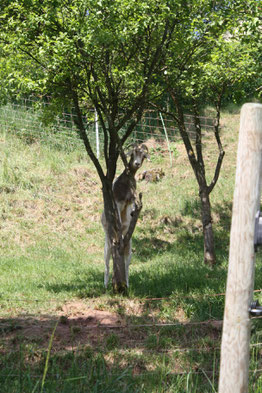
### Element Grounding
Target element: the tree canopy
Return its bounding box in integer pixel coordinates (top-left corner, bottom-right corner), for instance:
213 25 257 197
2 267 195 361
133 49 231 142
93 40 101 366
1 1 260 112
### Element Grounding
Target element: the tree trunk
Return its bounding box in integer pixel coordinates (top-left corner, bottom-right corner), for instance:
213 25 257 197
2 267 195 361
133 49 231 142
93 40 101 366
102 181 128 293
102 182 143 293
200 188 216 265
168 90 220 265
111 240 127 294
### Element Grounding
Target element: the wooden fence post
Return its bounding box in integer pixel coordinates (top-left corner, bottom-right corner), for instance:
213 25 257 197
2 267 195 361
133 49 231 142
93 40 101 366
219 103 262 393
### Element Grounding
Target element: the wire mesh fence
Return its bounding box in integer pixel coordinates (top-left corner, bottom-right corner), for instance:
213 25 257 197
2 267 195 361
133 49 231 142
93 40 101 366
0 97 216 158
0 98 87 152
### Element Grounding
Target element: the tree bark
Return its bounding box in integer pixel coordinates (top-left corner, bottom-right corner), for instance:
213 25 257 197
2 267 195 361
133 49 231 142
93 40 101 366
200 188 216 265
111 241 127 294
102 181 143 293
102 181 127 293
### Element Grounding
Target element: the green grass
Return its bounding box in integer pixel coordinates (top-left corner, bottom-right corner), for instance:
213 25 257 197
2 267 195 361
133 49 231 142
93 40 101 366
1 103 262 392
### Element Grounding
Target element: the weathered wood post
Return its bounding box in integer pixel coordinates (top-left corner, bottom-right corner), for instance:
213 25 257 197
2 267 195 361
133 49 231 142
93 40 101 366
219 103 262 393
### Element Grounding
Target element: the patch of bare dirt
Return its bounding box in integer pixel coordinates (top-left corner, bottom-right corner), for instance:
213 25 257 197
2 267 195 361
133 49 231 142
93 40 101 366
0 301 124 352
58 301 122 326
144 138 164 151
0 299 222 363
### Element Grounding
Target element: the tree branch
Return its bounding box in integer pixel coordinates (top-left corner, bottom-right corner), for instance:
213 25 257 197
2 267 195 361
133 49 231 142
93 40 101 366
149 102 179 124
169 89 202 182
124 193 143 247
71 88 105 183
207 87 225 194
192 97 205 171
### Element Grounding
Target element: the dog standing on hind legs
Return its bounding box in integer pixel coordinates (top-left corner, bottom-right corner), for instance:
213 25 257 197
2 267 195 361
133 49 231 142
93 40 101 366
101 144 149 289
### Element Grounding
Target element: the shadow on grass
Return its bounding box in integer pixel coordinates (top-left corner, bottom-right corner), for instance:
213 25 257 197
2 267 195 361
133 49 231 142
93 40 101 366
135 198 232 261
43 232 225 301
14 196 262 327
0 269 225 393
45 199 233 306
181 198 201 219
180 196 232 230
133 236 173 262
44 268 105 298
0 308 222 393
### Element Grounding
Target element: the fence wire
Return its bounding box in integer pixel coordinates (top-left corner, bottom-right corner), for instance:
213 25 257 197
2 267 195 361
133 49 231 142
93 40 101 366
0 98 216 158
